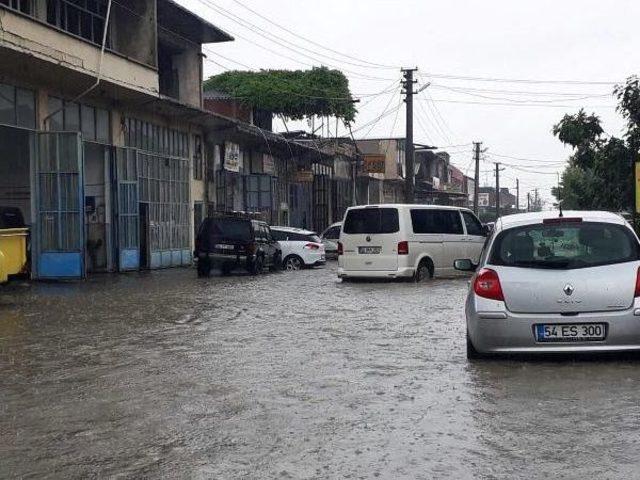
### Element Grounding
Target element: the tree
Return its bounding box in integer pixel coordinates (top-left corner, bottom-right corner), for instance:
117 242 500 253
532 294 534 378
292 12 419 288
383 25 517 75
552 77 638 212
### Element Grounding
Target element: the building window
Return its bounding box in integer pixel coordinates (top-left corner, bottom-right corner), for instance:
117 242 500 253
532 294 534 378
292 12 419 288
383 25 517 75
0 83 35 129
246 175 272 211
47 0 111 47
48 96 110 143
125 117 188 158
193 135 203 180
0 0 33 15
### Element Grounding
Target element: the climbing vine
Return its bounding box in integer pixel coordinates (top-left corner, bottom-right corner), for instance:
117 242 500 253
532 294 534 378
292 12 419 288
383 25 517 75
203 67 357 122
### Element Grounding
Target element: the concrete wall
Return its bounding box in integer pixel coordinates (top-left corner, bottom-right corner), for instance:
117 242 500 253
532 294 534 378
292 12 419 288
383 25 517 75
111 0 157 67
0 8 159 97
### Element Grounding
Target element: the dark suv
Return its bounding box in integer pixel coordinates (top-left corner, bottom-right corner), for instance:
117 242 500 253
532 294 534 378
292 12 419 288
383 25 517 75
195 215 282 277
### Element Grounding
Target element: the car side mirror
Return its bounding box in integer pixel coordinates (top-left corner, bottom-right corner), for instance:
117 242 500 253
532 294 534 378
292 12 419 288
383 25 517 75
482 225 490 236
454 259 477 272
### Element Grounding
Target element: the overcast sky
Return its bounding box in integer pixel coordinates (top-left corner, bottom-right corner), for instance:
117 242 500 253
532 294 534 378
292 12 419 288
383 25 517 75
179 0 639 206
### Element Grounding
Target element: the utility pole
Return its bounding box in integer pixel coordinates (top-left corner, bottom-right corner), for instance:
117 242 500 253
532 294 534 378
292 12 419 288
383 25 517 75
516 178 520 213
402 67 418 204
527 192 531 212
473 142 482 215
495 162 505 220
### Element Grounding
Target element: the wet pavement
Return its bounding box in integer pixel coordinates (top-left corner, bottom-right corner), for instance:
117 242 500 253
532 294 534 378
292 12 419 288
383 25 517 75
2 264 640 479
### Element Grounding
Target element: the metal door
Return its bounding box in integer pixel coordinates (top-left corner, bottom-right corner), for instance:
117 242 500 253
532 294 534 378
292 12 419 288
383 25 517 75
115 147 139 271
34 132 85 279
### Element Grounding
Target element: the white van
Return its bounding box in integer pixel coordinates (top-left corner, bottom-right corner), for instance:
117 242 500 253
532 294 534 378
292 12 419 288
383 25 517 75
337 204 487 281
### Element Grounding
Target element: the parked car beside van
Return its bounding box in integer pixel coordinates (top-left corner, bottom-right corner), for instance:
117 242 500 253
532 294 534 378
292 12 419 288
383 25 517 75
194 215 282 277
320 222 342 259
337 204 487 281
270 226 326 270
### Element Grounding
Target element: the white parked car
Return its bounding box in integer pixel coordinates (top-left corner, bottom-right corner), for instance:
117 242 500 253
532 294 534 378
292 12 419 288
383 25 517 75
271 226 326 270
337 204 487 281
320 222 342 258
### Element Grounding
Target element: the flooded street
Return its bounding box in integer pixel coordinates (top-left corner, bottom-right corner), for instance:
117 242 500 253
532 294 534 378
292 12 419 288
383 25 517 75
2 264 640 479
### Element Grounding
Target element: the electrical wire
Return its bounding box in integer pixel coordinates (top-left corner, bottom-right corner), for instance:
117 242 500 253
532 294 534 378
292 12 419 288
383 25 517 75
227 0 400 70
195 0 396 82
417 98 616 108
420 72 621 86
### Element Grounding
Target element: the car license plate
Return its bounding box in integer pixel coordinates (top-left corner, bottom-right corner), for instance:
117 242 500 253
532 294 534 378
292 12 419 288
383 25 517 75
215 244 235 250
358 246 381 254
535 323 606 342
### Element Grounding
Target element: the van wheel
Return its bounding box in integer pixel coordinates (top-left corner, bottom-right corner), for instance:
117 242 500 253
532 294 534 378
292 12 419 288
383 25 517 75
466 333 484 360
197 259 211 278
283 255 303 271
414 259 433 283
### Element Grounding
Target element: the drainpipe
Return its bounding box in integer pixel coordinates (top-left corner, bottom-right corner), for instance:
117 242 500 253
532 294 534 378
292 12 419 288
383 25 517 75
42 0 113 128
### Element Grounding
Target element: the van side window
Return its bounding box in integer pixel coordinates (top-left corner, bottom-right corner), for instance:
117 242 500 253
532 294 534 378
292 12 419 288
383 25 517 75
462 211 484 236
411 209 464 234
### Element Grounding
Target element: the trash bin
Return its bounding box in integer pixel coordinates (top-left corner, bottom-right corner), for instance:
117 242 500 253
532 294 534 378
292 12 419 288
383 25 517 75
0 228 28 284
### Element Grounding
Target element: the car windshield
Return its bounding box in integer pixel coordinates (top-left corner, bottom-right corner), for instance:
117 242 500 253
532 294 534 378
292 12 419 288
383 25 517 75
490 221 640 269
343 208 399 234
207 218 252 241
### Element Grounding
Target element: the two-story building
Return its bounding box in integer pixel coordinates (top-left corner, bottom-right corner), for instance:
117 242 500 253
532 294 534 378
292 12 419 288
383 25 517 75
0 0 235 279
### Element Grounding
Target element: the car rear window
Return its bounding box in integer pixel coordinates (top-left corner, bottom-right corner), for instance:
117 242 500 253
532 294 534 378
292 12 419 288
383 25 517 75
490 221 640 269
343 208 399 234
205 218 252 241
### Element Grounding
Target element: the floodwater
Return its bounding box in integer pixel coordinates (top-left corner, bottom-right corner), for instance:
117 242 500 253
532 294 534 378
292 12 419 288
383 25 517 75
2 265 640 479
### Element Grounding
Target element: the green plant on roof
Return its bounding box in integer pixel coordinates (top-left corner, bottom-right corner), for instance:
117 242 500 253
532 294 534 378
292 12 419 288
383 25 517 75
203 67 357 123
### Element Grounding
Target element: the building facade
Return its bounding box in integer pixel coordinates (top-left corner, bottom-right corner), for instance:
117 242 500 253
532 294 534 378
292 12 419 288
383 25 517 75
0 0 234 278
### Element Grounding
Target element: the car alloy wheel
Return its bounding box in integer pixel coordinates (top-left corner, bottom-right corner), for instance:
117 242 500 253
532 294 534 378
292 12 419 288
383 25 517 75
285 256 303 271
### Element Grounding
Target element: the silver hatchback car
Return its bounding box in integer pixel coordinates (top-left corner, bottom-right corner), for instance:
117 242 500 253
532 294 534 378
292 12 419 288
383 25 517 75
454 211 640 358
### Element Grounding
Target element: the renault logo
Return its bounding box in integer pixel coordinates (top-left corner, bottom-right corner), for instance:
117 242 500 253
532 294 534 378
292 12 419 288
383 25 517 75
563 284 574 296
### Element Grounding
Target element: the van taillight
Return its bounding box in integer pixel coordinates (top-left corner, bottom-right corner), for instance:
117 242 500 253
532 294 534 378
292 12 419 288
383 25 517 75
337 242 343 256
474 268 504 301
635 267 640 297
398 241 409 255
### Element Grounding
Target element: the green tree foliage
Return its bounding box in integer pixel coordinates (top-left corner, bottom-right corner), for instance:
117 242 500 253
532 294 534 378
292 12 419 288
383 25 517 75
203 67 357 123
552 77 638 211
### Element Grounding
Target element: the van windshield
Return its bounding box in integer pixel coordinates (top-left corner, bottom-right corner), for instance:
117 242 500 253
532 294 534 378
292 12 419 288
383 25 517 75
206 218 252 242
490 222 640 269
343 208 399 234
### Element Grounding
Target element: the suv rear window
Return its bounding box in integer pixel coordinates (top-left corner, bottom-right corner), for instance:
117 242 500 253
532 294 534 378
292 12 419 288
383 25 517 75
205 218 252 241
343 208 399 234
490 222 640 269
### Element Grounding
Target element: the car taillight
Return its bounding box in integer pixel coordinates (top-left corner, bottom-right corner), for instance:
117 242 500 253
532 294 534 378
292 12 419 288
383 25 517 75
246 243 257 255
304 243 321 250
337 242 343 256
397 241 409 255
635 267 640 297
474 268 504 301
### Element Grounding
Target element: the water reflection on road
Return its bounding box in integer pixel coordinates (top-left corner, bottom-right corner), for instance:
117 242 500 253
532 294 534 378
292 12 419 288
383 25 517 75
1 266 639 479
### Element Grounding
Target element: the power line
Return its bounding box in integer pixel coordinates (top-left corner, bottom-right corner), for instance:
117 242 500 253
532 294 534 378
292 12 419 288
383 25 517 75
417 98 617 108
429 83 612 98
420 72 621 86
227 0 400 70
430 84 615 104
196 0 396 82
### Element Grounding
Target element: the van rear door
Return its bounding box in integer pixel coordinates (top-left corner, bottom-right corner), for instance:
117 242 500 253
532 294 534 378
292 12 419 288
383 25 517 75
341 207 399 271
